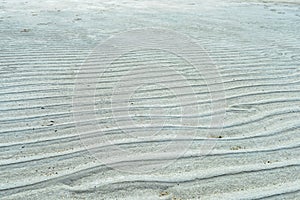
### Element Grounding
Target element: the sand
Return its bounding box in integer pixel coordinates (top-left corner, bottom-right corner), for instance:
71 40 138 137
0 0 300 199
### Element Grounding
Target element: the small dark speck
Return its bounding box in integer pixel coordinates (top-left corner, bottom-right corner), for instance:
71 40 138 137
21 29 30 33
41 107 45 109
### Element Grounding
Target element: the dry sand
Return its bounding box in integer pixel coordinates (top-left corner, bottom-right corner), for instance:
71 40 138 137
0 0 300 199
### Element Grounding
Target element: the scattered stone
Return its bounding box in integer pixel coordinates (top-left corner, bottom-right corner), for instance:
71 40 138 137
230 146 244 150
46 120 55 126
159 191 169 197
172 196 182 200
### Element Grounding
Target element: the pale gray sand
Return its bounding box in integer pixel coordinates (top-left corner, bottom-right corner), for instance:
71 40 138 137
0 0 300 199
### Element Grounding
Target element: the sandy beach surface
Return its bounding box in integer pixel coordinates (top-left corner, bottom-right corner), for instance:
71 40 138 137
0 0 300 199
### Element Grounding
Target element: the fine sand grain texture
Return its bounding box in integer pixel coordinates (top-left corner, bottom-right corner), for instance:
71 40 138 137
0 0 300 199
